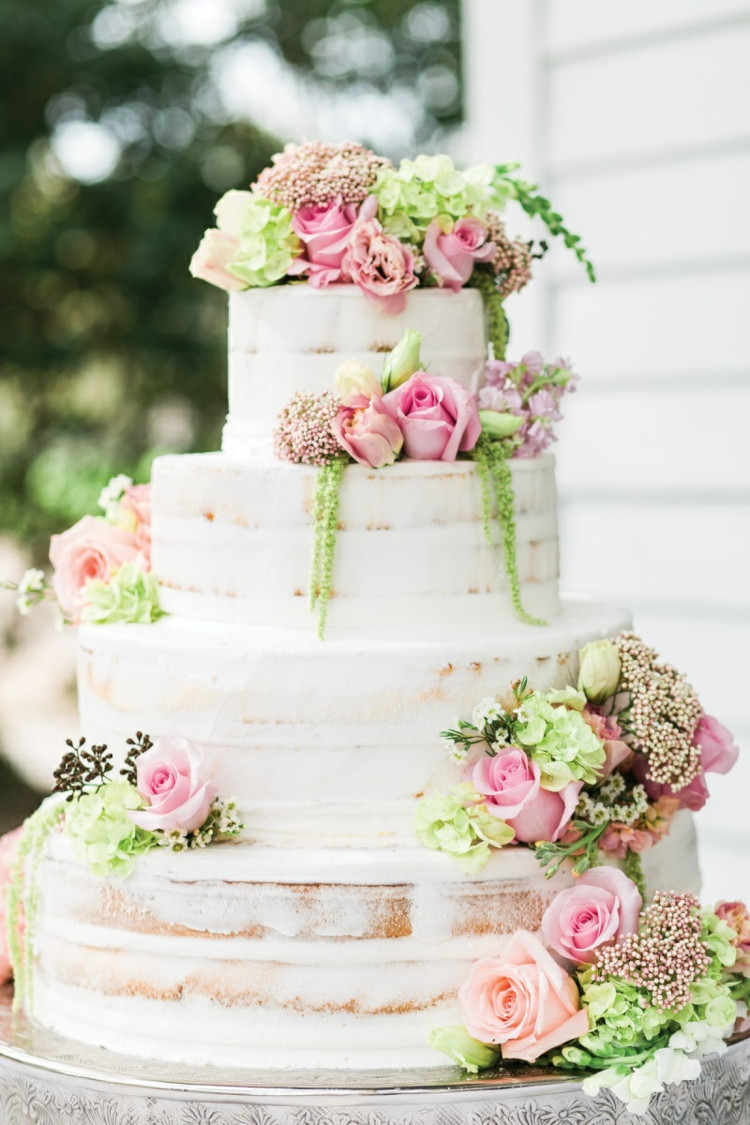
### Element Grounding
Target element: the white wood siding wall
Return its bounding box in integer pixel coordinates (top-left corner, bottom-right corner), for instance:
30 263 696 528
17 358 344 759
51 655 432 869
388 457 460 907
461 0 750 900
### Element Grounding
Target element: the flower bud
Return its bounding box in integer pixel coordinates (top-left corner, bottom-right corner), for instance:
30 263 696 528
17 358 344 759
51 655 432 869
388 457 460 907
381 330 422 392
577 639 621 704
334 362 382 406
428 1025 500 1073
478 409 524 439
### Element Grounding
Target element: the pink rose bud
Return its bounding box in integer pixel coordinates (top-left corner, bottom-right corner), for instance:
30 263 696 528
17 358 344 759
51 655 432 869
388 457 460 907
424 216 495 292
541 866 643 966
287 195 359 288
342 195 418 314
0 827 23 984
381 372 481 461
189 229 246 292
50 515 142 623
332 397 403 468
129 737 216 834
459 931 590 1062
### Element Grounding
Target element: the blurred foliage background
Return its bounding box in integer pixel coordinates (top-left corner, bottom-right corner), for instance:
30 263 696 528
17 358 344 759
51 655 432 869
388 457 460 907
0 0 462 820
0 0 462 558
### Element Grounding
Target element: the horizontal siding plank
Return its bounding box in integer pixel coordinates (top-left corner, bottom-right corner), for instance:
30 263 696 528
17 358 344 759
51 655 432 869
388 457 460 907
554 384 750 495
543 0 750 57
548 269 750 375
559 503 750 609
547 24 750 171
547 152 750 274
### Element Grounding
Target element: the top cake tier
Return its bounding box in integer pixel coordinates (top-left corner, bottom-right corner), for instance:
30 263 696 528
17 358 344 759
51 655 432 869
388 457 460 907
223 286 486 455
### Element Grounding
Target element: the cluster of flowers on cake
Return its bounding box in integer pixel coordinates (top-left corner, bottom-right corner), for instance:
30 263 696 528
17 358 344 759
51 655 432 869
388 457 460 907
49 731 242 877
415 632 739 876
188 143 575 312
6 475 160 626
430 873 750 1116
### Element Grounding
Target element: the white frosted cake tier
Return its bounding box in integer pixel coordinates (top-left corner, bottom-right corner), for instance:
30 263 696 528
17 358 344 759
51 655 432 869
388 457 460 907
151 453 560 628
77 598 630 848
223 286 487 454
30 812 699 1070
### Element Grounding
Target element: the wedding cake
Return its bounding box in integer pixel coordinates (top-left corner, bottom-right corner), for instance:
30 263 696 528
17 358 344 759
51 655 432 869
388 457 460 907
3 145 746 1114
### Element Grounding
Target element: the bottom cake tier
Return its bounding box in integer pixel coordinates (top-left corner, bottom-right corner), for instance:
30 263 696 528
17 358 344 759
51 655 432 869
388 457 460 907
29 812 699 1070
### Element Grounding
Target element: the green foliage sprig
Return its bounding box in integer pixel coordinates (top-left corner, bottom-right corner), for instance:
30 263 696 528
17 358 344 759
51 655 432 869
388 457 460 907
534 820 609 880
494 163 596 283
473 435 546 626
309 455 346 640
52 737 113 801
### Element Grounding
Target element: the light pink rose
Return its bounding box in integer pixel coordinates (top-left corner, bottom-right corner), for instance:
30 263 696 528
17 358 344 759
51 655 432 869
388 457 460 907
0 827 23 984
122 484 152 562
50 515 141 622
342 195 418 313
467 749 541 821
287 196 359 287
332 395 404 468
634 712 739 812
128 737 216 834
541 867 642 966
381 372 481 461
581 707 633 776
509 779 583 845
189 229 245 292
424 216 495 292
459 930 590 1062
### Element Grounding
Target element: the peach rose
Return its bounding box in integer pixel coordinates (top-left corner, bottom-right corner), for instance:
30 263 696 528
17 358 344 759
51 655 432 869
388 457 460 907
458 930 589 1062
50 515 141 622
0 827 23 984
189 228 246 292
122 483 152 561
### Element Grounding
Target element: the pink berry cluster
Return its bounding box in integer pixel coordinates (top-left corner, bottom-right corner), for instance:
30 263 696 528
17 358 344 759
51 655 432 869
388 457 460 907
484 212 533 298
253 141 391 213
273 391 342 466
593 891 711 1011
615 632 702 791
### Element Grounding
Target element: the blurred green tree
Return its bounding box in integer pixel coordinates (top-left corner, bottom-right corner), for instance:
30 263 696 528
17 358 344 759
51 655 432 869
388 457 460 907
0 0 461 556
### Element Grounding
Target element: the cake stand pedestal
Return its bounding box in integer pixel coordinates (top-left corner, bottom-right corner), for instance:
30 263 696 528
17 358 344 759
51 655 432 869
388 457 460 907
2 986 749 1125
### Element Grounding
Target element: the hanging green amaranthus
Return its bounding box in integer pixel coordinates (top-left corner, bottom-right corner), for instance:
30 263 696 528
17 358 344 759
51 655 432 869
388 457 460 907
473 434 546 627
469 270 508 360
309 456 346 640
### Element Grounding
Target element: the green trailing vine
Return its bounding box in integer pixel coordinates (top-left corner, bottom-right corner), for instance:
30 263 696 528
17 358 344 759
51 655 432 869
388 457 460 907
469 270 508 360
309 456 346 640
7 799 65 1012
473 435 546 627
494 163 597 283
623 847 647 902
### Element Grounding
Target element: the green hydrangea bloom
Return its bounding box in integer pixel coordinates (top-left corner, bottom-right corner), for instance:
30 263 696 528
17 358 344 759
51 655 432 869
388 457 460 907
569 968 673 1068
414 785 513 873
701 908 739 974
677 976 737 1031
65 781 158 877
515 692 606 789
82 562 163 625
372 156 509 242
227 196 301 287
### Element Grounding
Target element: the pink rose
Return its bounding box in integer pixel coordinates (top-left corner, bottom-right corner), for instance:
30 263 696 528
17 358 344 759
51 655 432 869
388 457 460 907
468 749 541 821
509 779 583 845
459 930 590 1062
424 216 495 292
189 229 245 292
50 515 141 623
541 867 642 966
342 195 418 314
0 827 23 984
634 712 739 812
381 372 481 461
128 737 216 834
123 484 152 562
332 396 404 468
581 707 632 776
287 196 359 287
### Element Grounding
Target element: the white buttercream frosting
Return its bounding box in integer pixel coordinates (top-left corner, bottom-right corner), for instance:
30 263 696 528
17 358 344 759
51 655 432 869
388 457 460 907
151 452 560 629
224 286 487 455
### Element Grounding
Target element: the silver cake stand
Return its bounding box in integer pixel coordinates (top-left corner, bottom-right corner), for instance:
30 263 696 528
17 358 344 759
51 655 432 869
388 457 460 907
1 986 749 1125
